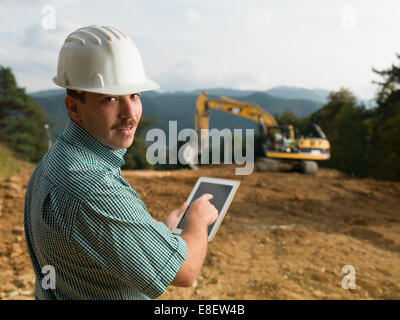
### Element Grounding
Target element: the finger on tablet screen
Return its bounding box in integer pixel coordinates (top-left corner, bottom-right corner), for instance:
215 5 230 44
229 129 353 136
200 193 213 201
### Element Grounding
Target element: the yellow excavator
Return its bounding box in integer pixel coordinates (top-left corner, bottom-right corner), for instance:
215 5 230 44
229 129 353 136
193 91 330 174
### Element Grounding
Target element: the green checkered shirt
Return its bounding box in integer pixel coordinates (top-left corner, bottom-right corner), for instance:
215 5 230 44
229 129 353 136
24 118 187 300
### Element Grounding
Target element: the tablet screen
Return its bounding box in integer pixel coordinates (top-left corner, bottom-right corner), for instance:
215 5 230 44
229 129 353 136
177 182 234 235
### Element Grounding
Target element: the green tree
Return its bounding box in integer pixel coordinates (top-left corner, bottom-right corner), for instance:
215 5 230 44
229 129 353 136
370 56 400 180
0 66 49 163
309 88 371 176
276 108 303 127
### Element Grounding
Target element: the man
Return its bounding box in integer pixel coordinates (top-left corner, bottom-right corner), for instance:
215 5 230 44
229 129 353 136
24 25 218 300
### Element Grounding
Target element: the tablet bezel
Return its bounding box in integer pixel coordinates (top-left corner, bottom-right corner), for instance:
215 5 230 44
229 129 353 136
172 176 240 242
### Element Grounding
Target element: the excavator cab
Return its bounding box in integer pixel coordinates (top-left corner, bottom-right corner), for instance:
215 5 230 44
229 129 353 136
264 125 298 153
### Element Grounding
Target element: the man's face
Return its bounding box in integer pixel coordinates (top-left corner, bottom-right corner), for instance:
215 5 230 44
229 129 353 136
65 92 142 150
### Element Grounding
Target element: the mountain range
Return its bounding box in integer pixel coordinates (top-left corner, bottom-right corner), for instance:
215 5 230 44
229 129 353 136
28 86 368 142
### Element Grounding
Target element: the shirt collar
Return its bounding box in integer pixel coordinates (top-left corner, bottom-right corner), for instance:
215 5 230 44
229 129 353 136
62 118 127 169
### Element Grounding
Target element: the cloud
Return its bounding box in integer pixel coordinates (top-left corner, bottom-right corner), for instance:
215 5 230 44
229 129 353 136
21 18 80 49
183 6 274 36
0 17 81 92
150 47 271 92
185 9 209 24
224 7 274 32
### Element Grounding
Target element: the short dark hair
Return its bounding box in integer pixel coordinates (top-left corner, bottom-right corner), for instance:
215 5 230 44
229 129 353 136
66 89 85 103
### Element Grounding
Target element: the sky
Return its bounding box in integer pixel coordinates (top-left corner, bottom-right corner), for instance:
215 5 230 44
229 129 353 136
1 0 399 100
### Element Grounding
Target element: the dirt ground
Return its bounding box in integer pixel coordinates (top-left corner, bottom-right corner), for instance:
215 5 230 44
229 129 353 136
1 164 400 300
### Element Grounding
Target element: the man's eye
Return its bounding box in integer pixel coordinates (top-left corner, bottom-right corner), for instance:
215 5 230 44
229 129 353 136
106 97 117 102
131 93 140 100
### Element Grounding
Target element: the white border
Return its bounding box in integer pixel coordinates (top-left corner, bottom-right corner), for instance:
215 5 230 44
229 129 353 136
172 177 240 242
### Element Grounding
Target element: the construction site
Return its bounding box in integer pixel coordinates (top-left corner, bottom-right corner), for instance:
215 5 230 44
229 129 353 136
1 6 400 301
1 162 399 300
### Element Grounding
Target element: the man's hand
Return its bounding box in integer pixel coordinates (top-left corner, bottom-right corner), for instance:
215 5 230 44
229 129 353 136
163 202 188 230
171 193 218 287
184 194 218 228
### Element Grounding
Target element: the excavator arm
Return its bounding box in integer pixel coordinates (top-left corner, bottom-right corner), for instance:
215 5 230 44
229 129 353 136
195 91 277 135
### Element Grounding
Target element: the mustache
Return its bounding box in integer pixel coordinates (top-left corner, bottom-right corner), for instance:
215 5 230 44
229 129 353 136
112 118 138 130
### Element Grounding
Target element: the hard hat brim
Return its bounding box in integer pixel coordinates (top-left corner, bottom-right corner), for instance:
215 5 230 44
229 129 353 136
53 76 160 95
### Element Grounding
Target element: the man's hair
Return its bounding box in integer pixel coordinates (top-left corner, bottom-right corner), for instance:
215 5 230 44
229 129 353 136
66 89 85 103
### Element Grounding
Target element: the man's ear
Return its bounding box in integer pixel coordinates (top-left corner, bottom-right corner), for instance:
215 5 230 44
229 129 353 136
65 95 83 125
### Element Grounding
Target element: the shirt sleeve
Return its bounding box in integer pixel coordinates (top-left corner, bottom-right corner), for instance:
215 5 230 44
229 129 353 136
70 173 187 299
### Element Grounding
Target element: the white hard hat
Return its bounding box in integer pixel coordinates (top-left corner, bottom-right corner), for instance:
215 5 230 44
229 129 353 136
53 25 159 95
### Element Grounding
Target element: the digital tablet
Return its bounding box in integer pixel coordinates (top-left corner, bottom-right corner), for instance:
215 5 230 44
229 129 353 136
172 177 240 242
